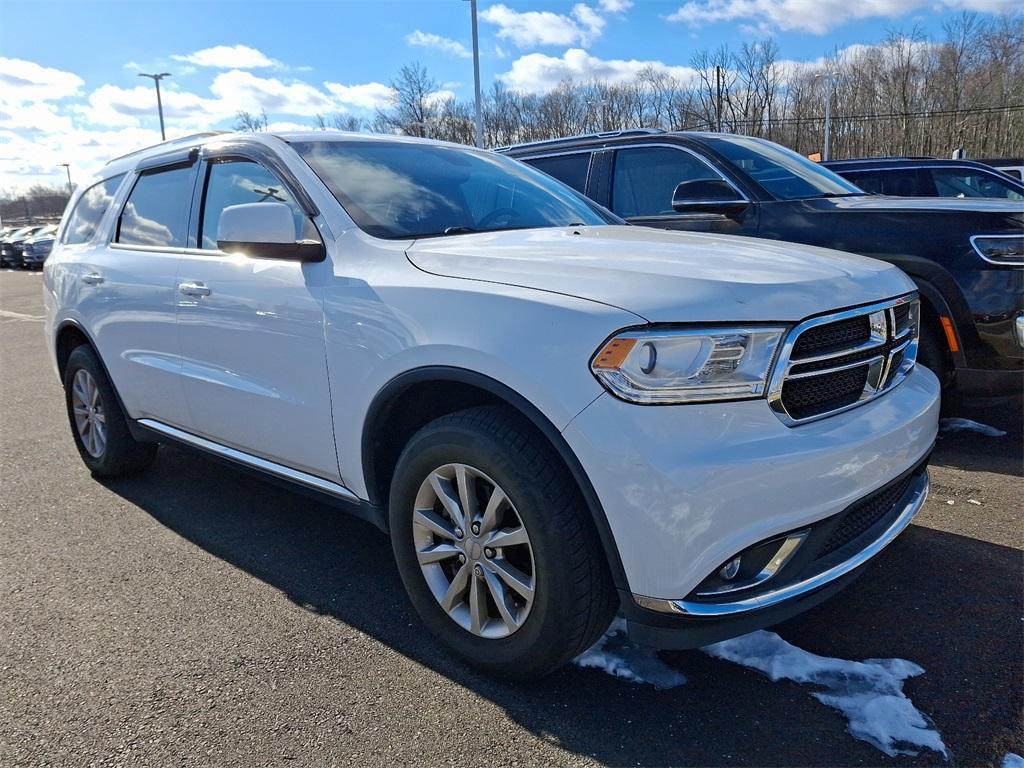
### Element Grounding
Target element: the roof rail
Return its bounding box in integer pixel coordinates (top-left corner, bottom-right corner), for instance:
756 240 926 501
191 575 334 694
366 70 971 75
495 128 664 153
104 131 228 166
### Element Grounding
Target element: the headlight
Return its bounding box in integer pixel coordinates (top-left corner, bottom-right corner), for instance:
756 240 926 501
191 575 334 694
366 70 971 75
971 235 1023 265
591 326 787 404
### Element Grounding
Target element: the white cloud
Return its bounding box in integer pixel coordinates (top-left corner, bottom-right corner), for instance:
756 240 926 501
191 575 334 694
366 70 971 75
481 3 607 48
598 0 633 10
73 83 223 128
498 48 696 93
171 44 279 69
0 57 83 105
209 70 336 116
324 81 396 111
405 30 471 59
666 0 1020 35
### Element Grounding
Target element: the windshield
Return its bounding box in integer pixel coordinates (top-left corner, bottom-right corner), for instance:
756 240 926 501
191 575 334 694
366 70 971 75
291 140 617 239
703 135 866 201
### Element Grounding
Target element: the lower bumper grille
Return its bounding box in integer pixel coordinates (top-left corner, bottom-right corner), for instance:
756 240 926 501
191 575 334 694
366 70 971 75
817 471 917 559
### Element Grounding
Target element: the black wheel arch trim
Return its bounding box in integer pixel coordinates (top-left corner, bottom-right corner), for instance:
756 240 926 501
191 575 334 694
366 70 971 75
54 319 156 444
362 366 631 592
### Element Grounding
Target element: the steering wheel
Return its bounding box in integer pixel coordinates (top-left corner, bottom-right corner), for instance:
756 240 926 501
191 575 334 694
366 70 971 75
477 207 519 230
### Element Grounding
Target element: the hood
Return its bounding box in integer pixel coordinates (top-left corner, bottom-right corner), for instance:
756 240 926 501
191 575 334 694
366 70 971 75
406 226 914 323
826 195 1024 215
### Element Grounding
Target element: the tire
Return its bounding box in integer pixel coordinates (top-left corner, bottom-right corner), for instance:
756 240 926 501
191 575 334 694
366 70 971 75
917 318 960 413
388 405 617 679
63 345 157 477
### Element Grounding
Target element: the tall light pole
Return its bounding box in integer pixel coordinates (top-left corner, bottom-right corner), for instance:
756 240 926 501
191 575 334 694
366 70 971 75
812 71 840 161
59 163 72 194
466 0 484 148
138 72 171 141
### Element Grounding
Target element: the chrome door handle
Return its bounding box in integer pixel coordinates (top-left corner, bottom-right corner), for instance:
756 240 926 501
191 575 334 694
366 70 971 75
178 281 211 298
81 272 104 285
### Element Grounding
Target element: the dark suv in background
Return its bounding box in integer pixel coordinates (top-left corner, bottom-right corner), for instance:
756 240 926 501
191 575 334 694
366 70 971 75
822 157 1023 200
501 130 1023 404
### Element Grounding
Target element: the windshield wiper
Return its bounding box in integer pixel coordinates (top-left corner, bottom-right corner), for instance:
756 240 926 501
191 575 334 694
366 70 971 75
442 226 478 235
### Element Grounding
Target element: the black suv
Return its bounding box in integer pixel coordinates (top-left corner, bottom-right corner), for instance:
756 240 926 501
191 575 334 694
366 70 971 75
822 157 1024 200
500 130 1023 403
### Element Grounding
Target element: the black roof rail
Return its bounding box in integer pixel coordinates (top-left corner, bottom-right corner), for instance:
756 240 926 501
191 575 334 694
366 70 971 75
495 128 665 153
823 155 937 164
104 131 228 166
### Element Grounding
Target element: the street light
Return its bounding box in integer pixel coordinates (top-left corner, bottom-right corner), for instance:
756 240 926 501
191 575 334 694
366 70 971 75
138 72 171 141
464 0 484 148
812 71 840 161
59 163 72 194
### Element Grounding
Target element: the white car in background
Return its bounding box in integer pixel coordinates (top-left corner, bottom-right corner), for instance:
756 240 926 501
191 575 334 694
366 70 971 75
43 131 938 678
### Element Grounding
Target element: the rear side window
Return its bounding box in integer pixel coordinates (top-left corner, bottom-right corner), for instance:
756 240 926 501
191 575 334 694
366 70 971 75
844 169 929 197
199 159 318 250
525 153 591 194
116 166 194 248
930 168 1022 200
61 175 124 244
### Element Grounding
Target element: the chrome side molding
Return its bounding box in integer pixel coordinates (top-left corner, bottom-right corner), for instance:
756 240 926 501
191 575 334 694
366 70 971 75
137 419 359 501
634 469 929 617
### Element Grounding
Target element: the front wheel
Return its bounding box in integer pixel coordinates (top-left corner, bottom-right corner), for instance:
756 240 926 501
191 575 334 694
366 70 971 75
388 406 617 679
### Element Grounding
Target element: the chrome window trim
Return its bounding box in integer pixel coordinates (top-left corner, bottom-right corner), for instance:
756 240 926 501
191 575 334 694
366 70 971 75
969 234 1024 266
634 469 929 617
138 419 359 501
766 293 920 427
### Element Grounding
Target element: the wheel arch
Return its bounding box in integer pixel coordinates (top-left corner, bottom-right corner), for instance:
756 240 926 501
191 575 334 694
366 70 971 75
361 366 630 591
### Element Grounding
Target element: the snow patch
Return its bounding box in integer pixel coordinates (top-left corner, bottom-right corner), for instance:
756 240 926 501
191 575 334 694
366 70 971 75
574 618 686 689
704 630 947 758
940 417 1007 437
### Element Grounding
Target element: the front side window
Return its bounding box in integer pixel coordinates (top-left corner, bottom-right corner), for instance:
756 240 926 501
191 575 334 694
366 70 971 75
526 153 592 194
612 146 732 218
291 140 616 240
843 169 928 197
704 136 865 201
62 175 124 244
930 168 1023 200
199 159 318 249
116 166 194 248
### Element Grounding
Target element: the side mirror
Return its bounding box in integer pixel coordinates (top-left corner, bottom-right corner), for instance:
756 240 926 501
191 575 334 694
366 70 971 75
217 202 324 262
671 179 749 215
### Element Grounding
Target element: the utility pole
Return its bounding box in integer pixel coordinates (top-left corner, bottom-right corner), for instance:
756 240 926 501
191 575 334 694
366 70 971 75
714 66 723 132
59 163 72 194
138 72 171 141
468 0 484 148
813 71 840 161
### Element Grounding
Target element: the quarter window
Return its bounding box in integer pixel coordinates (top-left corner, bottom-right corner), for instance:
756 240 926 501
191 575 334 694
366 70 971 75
612 147 729 218
526 153 591 194
199 159 318 250
61 175 124 244
116 166 194 248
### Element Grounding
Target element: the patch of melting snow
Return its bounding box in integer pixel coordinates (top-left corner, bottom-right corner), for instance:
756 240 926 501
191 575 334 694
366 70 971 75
573 619 686 689
1004 753 1024 768
704 630 948 759
940 417 1007 437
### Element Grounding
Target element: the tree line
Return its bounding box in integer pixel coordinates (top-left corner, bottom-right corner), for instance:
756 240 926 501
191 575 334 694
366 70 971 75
5 12 1021 224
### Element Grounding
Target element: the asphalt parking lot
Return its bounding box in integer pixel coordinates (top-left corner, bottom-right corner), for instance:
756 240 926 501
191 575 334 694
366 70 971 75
1 269 1021 767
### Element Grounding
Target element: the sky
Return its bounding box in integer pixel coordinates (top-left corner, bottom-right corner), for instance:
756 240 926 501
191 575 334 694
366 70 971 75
1 0 1019 191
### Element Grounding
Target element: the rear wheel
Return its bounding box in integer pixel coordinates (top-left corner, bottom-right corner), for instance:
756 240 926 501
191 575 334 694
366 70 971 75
389 406 617 679
63 345 157 477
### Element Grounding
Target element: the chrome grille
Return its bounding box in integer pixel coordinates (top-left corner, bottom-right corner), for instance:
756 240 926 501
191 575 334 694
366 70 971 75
768 294 920 425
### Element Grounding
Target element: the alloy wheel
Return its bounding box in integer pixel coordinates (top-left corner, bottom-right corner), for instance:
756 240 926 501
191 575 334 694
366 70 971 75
71 369 106 458
412 463 536 638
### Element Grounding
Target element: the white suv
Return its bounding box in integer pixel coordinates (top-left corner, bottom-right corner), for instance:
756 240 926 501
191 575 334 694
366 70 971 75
44 131 939 678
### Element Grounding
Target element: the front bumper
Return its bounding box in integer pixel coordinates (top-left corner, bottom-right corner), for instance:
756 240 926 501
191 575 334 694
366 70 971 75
562 364 939 643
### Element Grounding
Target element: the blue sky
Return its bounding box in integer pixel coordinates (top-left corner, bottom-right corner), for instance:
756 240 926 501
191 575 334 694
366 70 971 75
1 0 1018 190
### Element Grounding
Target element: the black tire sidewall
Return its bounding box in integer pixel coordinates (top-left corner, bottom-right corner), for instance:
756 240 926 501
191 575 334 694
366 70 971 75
389 416 587 676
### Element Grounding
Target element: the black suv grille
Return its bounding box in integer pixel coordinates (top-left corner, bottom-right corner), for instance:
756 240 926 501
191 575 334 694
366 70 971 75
818 472 916 559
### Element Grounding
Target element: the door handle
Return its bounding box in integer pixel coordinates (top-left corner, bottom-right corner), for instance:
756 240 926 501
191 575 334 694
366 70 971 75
178 281 211 298
81 272 104 285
